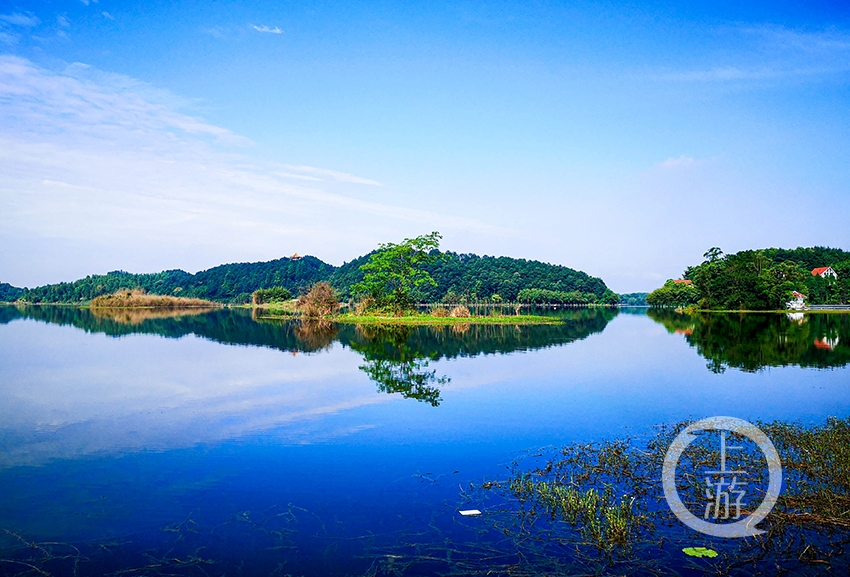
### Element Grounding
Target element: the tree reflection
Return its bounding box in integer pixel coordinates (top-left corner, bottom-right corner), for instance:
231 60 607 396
648 309 850 372
349 325 450 406
292 319 338 352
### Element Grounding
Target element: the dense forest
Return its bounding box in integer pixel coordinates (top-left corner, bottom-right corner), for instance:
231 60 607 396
0 282 23 302
9 256 334 305
647 246 850 310
5 251 615 305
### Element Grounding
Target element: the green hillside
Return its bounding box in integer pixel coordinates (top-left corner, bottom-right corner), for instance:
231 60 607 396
18 256 333 304
10 251 612 305
0 282 24 303
330 251 611 303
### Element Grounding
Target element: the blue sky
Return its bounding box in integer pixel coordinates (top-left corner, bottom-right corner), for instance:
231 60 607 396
1 1 849 292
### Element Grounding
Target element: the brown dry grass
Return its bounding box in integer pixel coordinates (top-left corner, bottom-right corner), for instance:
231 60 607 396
296 282 340 317
450 305 471 318
90 289 221 309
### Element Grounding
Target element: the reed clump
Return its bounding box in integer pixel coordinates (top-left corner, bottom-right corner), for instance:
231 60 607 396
89 289 220 309
450 305 471 318
296 282 341 317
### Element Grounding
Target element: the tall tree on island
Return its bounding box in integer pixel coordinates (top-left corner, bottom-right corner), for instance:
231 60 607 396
352 231 446 314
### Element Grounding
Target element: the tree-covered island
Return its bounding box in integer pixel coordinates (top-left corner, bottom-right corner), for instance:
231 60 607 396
2 232 620 324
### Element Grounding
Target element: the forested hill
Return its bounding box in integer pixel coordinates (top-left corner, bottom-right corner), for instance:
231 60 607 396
7 251 612 304
0 283 24 302
331 252 610 303
14 256 334 304
761 247 850 270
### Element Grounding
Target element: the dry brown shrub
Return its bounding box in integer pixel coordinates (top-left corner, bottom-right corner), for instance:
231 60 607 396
450 305 471 318
297 282 341 317
90 289 219 309
431 306 449 317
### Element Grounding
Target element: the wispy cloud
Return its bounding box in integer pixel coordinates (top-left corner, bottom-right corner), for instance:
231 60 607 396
655 156 710 170
252 24 282 34
0 56 494 285
0 13 40 27
281 165 383 186
658 24 850 83
102 12 115 21
57 15 70 28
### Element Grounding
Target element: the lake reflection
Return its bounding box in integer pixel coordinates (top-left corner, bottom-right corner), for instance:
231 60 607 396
648 309 850 372
1 306 849 575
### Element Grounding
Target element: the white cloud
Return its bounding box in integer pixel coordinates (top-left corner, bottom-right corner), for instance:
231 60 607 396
57 15 70 27
0 56 495 286
0 12 40 27
252 24 282 34
102 11 115 20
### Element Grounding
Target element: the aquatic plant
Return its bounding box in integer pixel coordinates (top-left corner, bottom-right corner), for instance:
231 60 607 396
479 417 850 574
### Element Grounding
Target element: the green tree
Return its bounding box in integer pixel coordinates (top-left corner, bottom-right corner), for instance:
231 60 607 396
352 231 445 314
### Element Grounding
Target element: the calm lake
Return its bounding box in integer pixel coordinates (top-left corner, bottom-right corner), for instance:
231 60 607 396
1 306 848 575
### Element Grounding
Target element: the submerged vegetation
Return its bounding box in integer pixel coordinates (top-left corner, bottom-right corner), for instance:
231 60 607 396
477 417 850 574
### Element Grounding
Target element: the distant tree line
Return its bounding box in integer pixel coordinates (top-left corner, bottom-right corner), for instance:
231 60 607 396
618 293 648 306
0 282 23 302
516 288 618 305
647 246 850 310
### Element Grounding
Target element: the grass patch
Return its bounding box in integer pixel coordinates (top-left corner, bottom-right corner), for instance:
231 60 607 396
334 312 562 325
89 289 220 309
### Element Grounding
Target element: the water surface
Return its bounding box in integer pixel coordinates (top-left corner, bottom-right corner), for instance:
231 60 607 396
0 306 848 575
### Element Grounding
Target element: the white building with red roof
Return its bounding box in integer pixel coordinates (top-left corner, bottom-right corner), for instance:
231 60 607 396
811 266 838 279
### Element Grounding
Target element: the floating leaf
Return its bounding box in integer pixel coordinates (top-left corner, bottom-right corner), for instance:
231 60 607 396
683 547 718 558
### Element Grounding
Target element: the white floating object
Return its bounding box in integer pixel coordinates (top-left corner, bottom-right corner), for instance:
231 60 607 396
459 509 482 516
